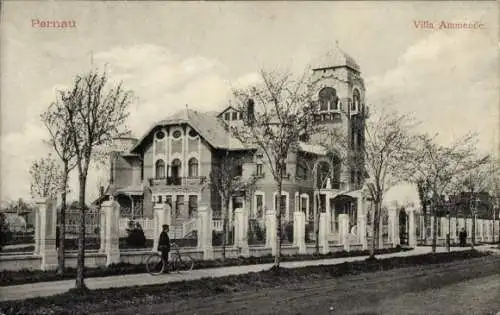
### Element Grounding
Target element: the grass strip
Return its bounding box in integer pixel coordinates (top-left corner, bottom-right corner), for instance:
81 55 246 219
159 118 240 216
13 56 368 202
0 247 409 286
0 250 489 315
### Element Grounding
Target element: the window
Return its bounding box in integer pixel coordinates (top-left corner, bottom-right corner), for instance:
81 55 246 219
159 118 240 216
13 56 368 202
256 163 263 176
188 129 198 138
156 131 165 139
296 162 308 180
158 195 163 203
224 112 230 121
357 171 362 186
357 130 363 148
188 195 198 218
235 164 243 177
301 197 307 213
155 159 165 179
353 89 360 111
319 87 338 111
172 130 182 139
188 158 199 177
232 111 238 120
350 170 355 184
256 194 264 217
171 159 182 179
175 195 184 217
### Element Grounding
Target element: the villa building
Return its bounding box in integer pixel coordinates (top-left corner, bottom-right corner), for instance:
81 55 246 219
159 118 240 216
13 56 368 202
98 44 370 241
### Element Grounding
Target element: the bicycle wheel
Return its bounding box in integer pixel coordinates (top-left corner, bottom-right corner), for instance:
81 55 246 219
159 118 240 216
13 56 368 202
145 252 164 275
175 255 194 272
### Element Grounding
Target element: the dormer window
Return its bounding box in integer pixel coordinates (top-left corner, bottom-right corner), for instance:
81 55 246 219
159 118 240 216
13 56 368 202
156 130 165 139
172 130 182 139
188 129 198 138
224 112 230 121
232 111 238 120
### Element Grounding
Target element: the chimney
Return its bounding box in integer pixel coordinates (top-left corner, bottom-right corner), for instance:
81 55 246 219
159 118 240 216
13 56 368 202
100 186 105 197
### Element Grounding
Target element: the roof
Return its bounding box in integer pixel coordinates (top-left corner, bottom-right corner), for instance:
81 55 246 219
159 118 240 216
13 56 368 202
131 108 249 153
312 43 360 72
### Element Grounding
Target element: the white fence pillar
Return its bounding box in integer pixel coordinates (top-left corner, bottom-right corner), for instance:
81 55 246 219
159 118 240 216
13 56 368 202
294 211 306 254
99 205 107 253
103 198 120 266
318 213 329 254
266 209 277 255
338 214 350 252
477 219 484 242
234 208 249 257
152 203 171 252
357 196 367 250
430 216 435 244
35 198 58 271
407 208 417 248
34 204 41 255
197 204 213 260
450 217 457 243
388 208 399 247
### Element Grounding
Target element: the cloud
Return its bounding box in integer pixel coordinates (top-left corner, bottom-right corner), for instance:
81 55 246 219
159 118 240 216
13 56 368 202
1 44 257 202
365 30 498 154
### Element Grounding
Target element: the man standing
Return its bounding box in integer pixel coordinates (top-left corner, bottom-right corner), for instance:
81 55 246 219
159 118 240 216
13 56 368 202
459 227 467 247
158 224 171 273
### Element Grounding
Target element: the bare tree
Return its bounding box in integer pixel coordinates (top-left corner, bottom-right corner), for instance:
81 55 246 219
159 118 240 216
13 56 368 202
29 155 64 200
209 152 256 260
406 132 489 253
61 69 131 290
41 100 78 275
232 69 318 268
327 108 416 258
460 157 496 248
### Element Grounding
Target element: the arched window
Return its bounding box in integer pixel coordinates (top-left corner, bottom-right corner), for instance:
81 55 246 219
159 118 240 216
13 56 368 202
171 158 182 178
188 158 199 177
319 87 338 111
155 159 165 179
352 89 360 111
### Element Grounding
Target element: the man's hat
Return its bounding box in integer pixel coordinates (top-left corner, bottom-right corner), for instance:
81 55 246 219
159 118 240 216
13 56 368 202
162 224 169 229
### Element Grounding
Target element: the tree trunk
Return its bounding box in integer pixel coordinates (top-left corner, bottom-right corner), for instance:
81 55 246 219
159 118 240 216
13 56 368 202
57 165 69 276
432 200 437 254
221 199 230 260
75 175 87 290
369 201 379 259
423 203 428 244
274 182 282 268
471 211 476 249
314 194 320 254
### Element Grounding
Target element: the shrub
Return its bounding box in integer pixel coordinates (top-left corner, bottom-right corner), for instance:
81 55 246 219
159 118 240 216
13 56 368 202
305 223 314 242
248 220 266 245
212 230 233 246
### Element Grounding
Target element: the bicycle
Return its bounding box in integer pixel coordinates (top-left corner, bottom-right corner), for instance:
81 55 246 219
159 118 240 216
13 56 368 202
146 242 194 275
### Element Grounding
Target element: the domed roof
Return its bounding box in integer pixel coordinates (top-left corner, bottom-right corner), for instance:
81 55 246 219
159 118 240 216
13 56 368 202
312 42 360 72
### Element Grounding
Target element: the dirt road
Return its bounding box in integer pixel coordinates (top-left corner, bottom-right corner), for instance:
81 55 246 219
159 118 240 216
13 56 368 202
98 255 500 315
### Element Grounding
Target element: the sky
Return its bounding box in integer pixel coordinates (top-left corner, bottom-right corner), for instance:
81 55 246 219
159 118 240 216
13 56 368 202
1 1 498 205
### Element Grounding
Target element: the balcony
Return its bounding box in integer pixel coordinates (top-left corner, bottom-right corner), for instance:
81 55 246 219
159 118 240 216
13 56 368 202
148 176 207 187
